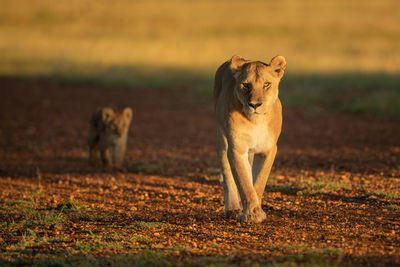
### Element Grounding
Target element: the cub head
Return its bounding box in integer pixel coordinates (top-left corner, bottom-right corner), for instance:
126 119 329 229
102 107 133 137
230 55 286 118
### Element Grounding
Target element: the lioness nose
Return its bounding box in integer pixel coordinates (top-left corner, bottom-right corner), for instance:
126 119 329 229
248 102 262 109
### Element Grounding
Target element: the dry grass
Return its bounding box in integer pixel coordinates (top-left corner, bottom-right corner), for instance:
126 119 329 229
0 0 399 74
0 0 399 116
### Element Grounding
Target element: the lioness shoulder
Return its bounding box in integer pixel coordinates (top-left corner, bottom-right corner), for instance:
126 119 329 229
214 55 286 222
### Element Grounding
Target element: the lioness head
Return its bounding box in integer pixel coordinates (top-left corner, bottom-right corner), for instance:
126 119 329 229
230 55 286 118
102 107 133 137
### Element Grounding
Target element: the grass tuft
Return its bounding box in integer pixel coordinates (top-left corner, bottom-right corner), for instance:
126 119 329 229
384 204 400 211
274 248 344 267
56 200 89 214
266 177 351 196
366 191 400 200
75 240 124 253
78 213 113 222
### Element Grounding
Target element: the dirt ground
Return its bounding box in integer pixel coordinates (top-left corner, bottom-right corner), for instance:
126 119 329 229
0 77 399 266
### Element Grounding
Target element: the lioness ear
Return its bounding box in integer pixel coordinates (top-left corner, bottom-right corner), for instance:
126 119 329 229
102 108 115 122
268 55 286 78
229 55 247 79
122 107 133 122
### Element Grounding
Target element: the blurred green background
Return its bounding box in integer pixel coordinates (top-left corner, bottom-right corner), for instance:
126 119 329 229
1 0 399 117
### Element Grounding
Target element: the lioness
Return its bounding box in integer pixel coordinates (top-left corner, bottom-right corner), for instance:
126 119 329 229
214 55 286 223
88 107 133 171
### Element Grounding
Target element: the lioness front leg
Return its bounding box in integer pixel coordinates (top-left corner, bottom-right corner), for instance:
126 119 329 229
253 146 278 202
217 130 242 217
220 151 242 218
228 148 266 223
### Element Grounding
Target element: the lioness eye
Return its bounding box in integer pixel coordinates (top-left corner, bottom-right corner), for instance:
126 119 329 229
263 82 271 89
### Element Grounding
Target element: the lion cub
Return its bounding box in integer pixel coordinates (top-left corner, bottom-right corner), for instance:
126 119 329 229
88 107 133 171
214 55 286 223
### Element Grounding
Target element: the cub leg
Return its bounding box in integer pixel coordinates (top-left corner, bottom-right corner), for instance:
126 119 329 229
101 146 113 171
253 145 278 202
217 130 242 218
88 143 99 166
114 139 127 171
88 133 99 166
228 148 266 223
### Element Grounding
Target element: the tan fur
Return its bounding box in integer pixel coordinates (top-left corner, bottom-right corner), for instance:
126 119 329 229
88 107 133 171
214 55 286 222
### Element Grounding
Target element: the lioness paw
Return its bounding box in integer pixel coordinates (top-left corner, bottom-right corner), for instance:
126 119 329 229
225 209 241 220
238 207 266 223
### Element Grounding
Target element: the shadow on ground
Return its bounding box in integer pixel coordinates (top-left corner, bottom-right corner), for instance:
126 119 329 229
0 74 399 180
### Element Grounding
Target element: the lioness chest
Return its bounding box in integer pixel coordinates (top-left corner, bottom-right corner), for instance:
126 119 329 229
229 113 275 155
248 122 274 154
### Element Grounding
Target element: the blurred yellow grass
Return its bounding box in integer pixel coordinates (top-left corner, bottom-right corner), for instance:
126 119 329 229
1 0 399 117
0 0 399 75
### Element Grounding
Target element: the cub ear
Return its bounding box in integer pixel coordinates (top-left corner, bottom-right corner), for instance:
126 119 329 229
102 108 115 122
122 107 133 122
268 55 286 79
229 55 247 79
